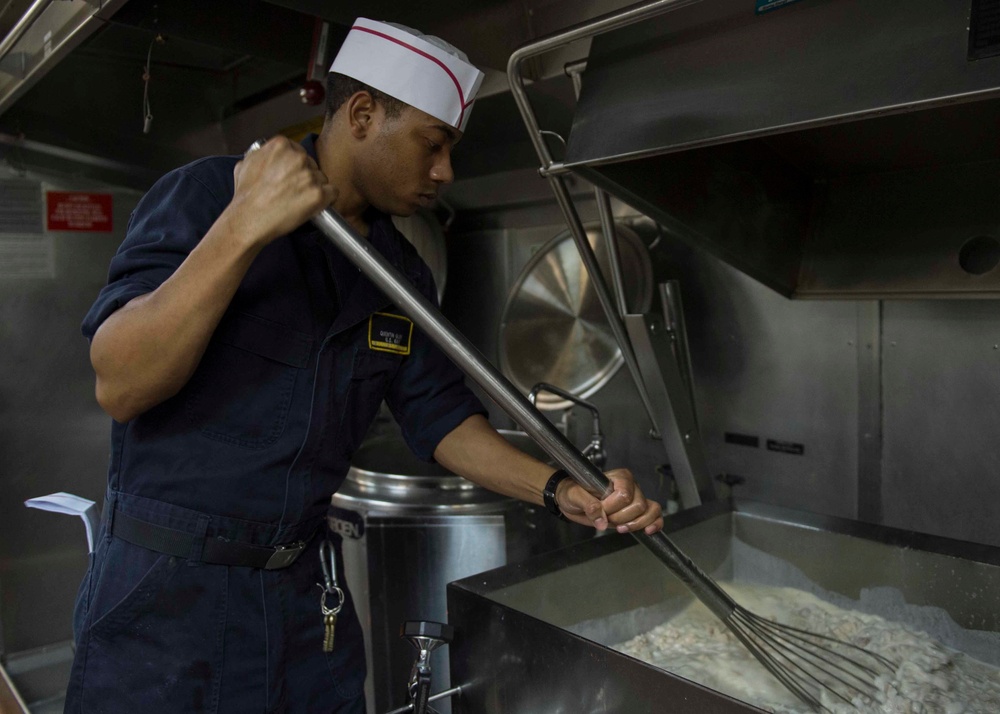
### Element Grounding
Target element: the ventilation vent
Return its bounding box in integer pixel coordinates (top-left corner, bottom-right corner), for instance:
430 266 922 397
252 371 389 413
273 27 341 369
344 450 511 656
0 179 43 234
970 0 1000 60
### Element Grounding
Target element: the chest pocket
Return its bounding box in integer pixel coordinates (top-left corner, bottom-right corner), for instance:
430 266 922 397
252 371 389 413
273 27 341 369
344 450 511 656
340 348 403 453
186 313 313 449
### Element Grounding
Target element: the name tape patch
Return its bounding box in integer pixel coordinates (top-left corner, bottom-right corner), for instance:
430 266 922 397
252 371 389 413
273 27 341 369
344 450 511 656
368 312 414 355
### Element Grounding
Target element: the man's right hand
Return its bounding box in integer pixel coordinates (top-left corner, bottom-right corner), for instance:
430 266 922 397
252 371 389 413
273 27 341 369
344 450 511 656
228 136 337 247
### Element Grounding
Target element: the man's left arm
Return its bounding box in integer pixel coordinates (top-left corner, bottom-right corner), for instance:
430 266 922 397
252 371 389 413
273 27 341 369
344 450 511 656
434 414 664 535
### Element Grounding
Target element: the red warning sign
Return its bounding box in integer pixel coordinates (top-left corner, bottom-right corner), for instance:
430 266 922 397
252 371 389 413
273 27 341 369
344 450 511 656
46 191 113 232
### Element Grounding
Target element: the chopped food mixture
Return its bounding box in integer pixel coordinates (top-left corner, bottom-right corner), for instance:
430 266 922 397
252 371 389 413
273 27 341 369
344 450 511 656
615 584 1000 713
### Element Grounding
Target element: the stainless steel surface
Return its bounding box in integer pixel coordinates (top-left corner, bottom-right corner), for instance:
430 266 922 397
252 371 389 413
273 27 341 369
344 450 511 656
548 174 663 430
498 223 652 410
0 0 54 63
448 499 1000 712
798 157 1000 297
553 0 1000 298
661 280 698 423
880 301 1000 547
567 58 630 323
565 0 1000 167
506 0 702 170
446 193 1000 548
331 508 507 714
330 430 588 714
596 188 629 318
625 306 716 508
0 133 161 185
856 301 883 525
441 216 671 506
666 249 863 521
0 0 129 116
331 439 513 714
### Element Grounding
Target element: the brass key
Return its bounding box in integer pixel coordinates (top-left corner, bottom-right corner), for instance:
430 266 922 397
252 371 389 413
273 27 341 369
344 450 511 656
323 611 338 653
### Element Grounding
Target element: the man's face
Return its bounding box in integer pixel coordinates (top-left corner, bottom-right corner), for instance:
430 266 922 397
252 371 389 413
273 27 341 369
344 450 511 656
355 104 461 217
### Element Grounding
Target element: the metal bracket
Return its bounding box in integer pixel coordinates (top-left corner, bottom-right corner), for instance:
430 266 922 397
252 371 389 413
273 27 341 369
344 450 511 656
624 284 716 508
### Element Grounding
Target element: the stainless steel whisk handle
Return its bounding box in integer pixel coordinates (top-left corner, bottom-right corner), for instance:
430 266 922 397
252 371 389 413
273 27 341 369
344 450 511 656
246 138 268 155
305 203 740 624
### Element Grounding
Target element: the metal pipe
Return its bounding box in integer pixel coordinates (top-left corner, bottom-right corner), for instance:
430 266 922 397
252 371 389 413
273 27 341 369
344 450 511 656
547 173 661 435
384 686 462 714
506 0 703 169
564 60 629 320
529 381 602 440
0 0 55 62
0 132 161 183
309 206 737 623
504 0 705 437
595 189 629 317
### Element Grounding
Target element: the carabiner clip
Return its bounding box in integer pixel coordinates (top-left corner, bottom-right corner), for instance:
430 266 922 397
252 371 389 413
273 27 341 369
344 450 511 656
319 538 340 593
318 538 344 616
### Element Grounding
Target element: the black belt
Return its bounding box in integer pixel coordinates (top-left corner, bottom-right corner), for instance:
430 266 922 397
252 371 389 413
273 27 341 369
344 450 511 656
111 510 311 570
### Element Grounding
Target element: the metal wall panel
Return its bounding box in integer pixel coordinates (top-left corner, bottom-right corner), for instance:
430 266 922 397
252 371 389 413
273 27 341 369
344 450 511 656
663 243 862 518
881 301 1000 547
444 198 863 518
0 171 138 655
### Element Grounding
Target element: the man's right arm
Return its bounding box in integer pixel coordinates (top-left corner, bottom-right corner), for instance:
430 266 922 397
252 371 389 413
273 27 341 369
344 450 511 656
90 137 335 422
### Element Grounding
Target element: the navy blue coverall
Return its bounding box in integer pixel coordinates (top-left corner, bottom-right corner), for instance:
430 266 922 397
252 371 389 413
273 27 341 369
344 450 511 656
66 134 485 713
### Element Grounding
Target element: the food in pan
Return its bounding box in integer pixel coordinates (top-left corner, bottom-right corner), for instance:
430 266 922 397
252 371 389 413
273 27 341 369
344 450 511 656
615 583 1000 713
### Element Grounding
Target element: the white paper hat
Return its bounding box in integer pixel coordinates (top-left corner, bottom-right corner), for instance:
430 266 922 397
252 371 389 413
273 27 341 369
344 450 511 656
329 18 485 132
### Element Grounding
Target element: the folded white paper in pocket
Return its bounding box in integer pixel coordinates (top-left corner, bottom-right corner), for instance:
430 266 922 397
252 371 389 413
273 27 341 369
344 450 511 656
25 492 100 553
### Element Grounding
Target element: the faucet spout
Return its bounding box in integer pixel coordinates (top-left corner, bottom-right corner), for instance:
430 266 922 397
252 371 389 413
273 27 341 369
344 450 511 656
529 382 606 468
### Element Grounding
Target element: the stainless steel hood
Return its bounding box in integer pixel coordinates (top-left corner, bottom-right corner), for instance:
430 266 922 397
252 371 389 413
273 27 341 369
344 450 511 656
563 0 1000 298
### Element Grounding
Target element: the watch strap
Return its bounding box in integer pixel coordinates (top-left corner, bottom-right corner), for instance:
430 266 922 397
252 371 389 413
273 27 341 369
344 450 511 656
543 469 572 521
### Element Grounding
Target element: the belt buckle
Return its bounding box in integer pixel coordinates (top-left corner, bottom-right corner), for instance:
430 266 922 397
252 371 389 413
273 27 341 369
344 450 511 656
265 541 306 570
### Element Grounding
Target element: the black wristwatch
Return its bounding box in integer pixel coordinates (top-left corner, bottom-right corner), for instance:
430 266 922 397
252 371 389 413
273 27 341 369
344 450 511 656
543 469 572 521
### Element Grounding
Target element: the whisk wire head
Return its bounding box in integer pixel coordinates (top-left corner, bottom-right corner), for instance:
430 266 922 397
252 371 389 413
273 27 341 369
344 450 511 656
726 605 897 712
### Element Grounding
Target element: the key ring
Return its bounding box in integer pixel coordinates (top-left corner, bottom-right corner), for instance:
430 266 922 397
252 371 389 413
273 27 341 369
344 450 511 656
321 587 344 616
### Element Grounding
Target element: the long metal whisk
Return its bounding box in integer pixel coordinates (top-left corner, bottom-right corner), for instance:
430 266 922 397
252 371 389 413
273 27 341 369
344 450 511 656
726 599 897 710
300 196 897 712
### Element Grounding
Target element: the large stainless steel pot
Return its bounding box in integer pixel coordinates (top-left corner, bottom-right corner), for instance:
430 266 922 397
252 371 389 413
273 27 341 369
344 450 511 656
329 429 591 714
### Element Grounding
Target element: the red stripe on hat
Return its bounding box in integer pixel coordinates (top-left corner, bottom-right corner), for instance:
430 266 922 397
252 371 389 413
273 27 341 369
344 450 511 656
352 25 473 128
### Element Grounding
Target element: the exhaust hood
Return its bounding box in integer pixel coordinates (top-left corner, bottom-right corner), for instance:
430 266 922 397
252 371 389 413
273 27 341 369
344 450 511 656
564 0 1000 298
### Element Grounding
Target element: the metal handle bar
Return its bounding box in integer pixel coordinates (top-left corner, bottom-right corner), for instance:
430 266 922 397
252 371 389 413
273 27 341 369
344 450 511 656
309 207 737 622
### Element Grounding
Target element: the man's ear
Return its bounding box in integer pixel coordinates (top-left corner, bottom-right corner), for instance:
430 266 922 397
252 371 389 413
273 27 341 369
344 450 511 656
347 91 376 139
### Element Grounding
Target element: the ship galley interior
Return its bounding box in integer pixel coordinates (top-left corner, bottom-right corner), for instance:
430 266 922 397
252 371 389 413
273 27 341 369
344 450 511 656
1 0 999 712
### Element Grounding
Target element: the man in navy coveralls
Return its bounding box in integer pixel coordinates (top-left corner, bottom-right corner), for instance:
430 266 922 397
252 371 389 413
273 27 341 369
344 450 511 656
67 18 664 713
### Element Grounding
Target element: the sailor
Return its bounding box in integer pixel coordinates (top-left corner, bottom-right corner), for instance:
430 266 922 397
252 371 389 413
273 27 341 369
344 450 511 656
66 18 663 712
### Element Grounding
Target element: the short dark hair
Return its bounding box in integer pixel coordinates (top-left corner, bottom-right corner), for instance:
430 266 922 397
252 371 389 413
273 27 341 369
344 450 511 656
325 72 406 121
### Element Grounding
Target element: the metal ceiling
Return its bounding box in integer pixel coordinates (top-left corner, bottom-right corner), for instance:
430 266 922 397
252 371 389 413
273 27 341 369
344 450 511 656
0 0 635 192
